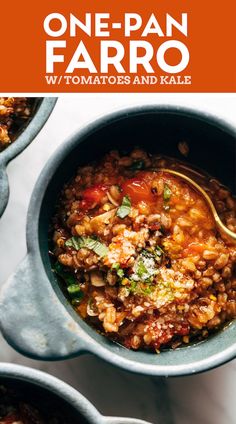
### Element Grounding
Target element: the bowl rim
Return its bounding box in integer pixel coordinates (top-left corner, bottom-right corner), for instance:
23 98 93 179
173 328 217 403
15 104 236 376
0 362 103 423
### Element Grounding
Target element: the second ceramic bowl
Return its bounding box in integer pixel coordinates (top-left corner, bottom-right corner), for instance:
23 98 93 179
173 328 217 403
0 97 57 217
0 363 150 424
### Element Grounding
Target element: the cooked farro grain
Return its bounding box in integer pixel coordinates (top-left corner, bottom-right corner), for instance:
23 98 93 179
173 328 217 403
51 149 236 352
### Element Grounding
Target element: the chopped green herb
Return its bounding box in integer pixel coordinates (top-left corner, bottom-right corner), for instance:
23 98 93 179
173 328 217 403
130 160 145 170
142 285 153 295
53 262 83 302
155 246 164 257
139 247 164 264
54 261 65 275
85 238 108 257
117 269 124 278
53 261 77 285
137 260 148 278
141 249 157 259
65 236 108 258
65 237 81 250
160 225 166 235
128 279 155 296
67 284 83 300
141 249 152 257
67 284 80 295
130 280 137 293
112 262 124 278
163 184 172 201
121 276 156 296
116 195 131 219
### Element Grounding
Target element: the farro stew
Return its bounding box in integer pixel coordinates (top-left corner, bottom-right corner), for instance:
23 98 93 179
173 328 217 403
51 149 236 352
0 98 33 152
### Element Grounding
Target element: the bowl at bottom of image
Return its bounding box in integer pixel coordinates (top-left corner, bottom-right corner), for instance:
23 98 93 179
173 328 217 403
0 363 150 424
0 105 236 377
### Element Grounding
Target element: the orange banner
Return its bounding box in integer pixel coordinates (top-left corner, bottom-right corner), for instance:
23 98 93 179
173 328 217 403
1 0 235 92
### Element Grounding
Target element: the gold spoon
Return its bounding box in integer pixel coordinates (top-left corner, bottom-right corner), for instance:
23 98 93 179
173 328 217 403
161 168 236 241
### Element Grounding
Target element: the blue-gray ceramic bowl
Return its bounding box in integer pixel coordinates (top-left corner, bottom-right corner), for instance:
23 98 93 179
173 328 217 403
0 97 57 217
0 105 235 377
0 363 149 424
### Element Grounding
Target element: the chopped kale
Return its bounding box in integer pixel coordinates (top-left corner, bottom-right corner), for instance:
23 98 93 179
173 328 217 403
116 195 131 219
65 236 108 258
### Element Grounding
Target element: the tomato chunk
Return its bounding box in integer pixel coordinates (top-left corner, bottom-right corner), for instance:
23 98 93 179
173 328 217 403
122 176 154 204
82 184 108 204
